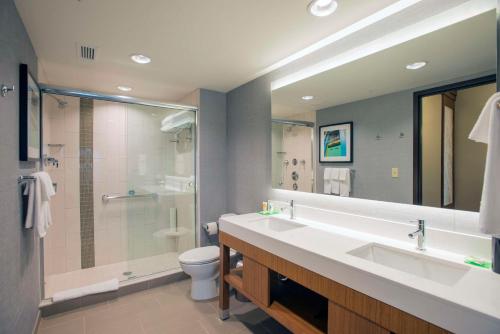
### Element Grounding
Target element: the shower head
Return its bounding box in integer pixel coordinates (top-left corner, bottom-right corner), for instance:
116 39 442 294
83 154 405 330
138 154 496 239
57 100 68 109
47 94 68 109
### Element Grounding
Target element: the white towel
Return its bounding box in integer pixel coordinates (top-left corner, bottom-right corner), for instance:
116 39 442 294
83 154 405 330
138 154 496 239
52 278 119 303
339 168 351 197
331 168 340 195
469 92 500 235
24 172 56 238
323 168 332 194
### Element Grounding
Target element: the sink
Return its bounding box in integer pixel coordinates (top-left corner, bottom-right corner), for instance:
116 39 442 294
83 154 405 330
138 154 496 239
248 217 305 232
348 243 470 286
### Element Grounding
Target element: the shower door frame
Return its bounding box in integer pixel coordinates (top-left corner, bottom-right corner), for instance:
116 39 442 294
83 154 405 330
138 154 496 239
39 84 200 300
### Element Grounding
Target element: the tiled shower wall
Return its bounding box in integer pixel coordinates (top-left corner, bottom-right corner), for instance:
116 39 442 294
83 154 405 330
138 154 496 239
43 96 82 275
44 97 196 276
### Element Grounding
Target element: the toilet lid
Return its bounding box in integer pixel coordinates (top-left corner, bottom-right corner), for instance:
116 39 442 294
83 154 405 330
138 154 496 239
178 246 237 265
179 246 220 264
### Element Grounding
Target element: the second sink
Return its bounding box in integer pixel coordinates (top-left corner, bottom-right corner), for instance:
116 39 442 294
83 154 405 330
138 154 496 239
348 243 470 286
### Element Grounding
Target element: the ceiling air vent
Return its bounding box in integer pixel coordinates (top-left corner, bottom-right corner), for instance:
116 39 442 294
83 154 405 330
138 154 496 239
77 44 98 62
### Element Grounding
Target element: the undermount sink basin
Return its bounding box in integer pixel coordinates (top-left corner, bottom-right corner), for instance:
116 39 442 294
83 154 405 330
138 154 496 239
348 243 470 286
248 217 305 232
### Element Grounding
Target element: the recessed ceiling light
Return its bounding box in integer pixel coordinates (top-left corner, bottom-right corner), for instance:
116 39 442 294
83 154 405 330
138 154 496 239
130 54 151 64
406 61 427 70
308 0 338 17
302 95 314 100
117 85 132 92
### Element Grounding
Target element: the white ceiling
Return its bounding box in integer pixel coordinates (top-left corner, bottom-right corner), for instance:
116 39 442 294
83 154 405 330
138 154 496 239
14 0 399 102
272 10 496 118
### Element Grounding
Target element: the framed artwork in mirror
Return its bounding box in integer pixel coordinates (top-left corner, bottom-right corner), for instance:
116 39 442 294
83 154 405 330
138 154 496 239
19 63 41 161
319 122 353 163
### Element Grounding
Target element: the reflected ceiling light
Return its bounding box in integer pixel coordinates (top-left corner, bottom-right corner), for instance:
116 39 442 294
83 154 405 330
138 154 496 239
271 0 494 90
308 0 338 17
302 95 314 100
130 54 151 64
258 0 423 80
117 85 132 92
405 61 427 70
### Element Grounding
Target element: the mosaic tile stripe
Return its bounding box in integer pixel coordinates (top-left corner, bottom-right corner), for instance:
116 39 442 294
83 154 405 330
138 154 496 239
79 98 95 269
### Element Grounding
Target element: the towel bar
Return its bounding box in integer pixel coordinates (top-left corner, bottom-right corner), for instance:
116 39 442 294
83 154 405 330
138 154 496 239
18 175 36 183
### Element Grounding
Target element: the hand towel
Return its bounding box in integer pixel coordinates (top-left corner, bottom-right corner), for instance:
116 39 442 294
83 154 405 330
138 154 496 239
323 168 332 194
469 92 500 235
339 168 351 197
331 168 340 195
24 172 56 237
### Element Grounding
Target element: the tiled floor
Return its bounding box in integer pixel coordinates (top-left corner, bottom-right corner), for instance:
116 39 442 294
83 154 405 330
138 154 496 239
37 279 291 334
45 252 180 298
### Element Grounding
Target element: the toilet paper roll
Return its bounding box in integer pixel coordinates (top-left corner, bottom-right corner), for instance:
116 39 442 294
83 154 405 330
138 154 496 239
204 222 218 235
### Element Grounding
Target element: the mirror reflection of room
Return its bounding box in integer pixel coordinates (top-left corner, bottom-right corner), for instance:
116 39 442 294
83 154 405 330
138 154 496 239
271 10 496 212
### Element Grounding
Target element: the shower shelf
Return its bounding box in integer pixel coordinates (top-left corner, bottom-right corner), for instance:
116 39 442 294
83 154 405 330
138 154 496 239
47 143 65 147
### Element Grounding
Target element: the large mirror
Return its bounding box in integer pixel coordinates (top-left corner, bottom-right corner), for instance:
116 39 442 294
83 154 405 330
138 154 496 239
271 10 496 211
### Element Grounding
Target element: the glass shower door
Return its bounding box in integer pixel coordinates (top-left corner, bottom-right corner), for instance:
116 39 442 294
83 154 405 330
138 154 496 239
123 104 196 279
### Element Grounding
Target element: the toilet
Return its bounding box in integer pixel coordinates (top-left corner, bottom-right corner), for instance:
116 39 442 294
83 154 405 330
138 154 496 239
179 245 236 300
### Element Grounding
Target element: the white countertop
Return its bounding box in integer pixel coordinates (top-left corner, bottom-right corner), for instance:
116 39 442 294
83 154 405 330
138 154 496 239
220 213 500 334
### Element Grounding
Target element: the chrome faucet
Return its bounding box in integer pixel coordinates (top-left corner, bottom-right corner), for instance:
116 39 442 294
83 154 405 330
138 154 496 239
408 219 426 251
289 200 295 220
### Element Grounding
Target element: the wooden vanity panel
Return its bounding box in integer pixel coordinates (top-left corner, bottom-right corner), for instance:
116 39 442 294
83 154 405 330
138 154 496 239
220 232 452 334
219 243 231 312
328 302 390 334
242 256 270 306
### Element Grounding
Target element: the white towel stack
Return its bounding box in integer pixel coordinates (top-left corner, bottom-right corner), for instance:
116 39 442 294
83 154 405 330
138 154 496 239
323 168 351 197
469 92 500 235
24 171 56 238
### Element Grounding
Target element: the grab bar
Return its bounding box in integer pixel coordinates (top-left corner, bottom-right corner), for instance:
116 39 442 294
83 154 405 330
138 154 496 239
102 193 158 203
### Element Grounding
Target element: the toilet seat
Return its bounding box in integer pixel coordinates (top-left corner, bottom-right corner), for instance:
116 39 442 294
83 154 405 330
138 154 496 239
178 246 236 265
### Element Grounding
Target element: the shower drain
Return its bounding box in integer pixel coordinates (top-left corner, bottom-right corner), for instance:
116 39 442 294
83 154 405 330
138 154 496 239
122 271 133 276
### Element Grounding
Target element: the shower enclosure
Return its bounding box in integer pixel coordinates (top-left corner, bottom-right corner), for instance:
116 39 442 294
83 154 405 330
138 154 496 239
40 89 197 299
272 119 314 193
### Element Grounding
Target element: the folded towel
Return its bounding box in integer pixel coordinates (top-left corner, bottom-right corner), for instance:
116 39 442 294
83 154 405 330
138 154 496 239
323 168 332 194
339 168 351 197
331 168 340 195
52 279 119 303
24 172 56 237
469 92 500 235
331 168 340 180
338 168 348 181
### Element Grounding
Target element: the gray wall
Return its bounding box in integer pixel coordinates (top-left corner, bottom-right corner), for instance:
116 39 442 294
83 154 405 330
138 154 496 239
0 0 41 333
316 91 414 204
198 89 228 245
226 76 272 214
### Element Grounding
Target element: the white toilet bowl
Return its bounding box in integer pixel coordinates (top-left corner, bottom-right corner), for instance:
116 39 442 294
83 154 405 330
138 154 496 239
179 246 236 301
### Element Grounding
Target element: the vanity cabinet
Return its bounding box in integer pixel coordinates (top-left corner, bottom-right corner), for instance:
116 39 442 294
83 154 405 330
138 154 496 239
219 231 452 334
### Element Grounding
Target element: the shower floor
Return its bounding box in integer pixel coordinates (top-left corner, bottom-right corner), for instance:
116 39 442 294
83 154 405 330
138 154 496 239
44 252 180 298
